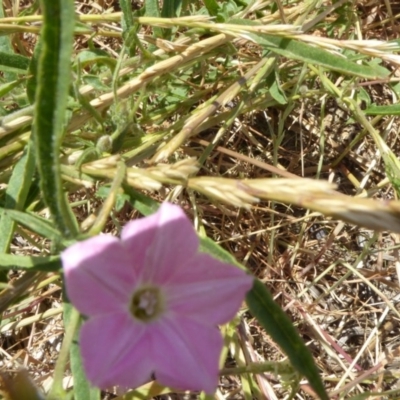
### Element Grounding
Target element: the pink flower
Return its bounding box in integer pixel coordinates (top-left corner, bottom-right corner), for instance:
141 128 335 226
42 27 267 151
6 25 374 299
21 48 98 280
61 202 253 393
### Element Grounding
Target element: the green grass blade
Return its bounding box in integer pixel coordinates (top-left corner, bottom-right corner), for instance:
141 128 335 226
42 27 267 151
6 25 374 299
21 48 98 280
33 0 78 238
0 141 36 253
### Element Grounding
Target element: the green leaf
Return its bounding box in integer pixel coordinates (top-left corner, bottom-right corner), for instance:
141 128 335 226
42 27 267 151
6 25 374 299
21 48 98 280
0 141 36 253
1 208 63 242
0 51 30 73
200 237 328 400
203 0 220 16
161 0 182 18
365 103 400 115
123 185 160 216
266 71 287 105
81 74 110 91
260 34 388 79
0 78 25 97
229 20 388 79
144 0 163 37
33 0 79 238
75 49 116 70
199 236 246 270
119 0 134 33
96 186 130 212
246 280 328 400
64 303 101 400
0 254 61 271
144 0 160 17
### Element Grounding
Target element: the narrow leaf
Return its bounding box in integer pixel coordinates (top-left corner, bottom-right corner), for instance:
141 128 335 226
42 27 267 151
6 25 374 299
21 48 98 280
144 0 163 38
199 236 246 270
0 254 60 271
123 185 160 216
64 303 100 400
0 78 24 97
161 0 182 18
246 280 328 400
200 237 328 400
119 0 134 33
0 141 36 253
33 0 78 238
0 51 30 73
1 208 63 242
365 103 400 115
203 0 220 16
260 34 388 79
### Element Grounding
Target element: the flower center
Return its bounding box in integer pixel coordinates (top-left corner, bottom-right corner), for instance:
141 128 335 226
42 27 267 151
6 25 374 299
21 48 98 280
130 287 163 322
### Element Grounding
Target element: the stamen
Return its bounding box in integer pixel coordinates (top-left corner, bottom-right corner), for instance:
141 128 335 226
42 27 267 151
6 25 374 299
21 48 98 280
130 287 162 321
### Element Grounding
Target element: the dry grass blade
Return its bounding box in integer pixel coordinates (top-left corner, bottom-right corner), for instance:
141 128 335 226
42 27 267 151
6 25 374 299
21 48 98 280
190 177 400 232
3 0 400 398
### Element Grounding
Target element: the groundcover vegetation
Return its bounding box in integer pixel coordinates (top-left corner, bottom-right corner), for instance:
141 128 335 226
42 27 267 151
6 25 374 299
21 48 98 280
1 1 400 399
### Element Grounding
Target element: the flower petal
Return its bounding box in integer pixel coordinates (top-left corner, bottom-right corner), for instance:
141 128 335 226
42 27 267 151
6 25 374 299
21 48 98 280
152 317 222 393
62 235 137 316
80 313 154 389
165 253 253 324
121 203 199 284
